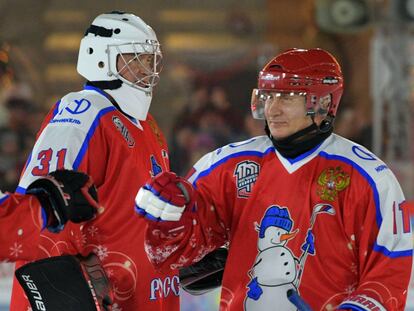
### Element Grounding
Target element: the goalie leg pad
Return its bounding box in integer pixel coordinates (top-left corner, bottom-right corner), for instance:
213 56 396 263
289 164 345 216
15 254 112 311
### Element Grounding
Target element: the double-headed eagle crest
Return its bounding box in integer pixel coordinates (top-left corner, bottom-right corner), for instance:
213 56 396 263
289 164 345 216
317 167 350 201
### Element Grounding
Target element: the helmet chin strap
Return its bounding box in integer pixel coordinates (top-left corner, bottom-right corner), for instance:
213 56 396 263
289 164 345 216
265 117 333 159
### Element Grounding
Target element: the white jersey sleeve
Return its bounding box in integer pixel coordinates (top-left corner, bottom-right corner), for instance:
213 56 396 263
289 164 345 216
324 135 412 256
17 90 115 193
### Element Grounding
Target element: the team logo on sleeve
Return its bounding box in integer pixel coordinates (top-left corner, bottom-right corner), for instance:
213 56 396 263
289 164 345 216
150 155 163 177
317 167 350 201
234 161 260 198
65 98 91 114
112 116 135 147
53 99 88 124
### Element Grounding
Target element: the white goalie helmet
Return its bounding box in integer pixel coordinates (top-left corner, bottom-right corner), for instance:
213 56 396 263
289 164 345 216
77 11 162 120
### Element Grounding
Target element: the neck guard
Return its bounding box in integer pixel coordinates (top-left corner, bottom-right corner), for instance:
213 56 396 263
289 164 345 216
266 123 332 159
86 80 152 121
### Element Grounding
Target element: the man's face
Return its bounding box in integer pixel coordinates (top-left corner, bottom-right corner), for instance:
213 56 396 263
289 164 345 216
117 53 157 87
264 92 313 140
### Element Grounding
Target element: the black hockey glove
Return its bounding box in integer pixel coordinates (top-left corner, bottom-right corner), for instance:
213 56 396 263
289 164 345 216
179 247 228 295
15 253 113 311
27 169 99 232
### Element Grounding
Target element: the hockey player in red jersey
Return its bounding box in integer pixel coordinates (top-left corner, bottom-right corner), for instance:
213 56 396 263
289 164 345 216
136 48 413 310
10 11 179 311
0 169 98 262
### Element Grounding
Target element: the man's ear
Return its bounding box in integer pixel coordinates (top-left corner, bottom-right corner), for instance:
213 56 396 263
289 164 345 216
313 94 332 126
317 94 332 115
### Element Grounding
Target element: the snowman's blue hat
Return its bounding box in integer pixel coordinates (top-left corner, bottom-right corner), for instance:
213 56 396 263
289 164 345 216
259 206 292 238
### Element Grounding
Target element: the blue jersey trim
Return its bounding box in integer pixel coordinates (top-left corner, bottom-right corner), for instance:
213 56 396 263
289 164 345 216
192 146 274 187
337 303 367 311
72 106 116 170
15 186 26 194
373 242 413 258
41 207 48 230
319 151 381 226
52 100 61 118
0 194 10 204
285 142 323 164
21 151 33 177
84 85 110 99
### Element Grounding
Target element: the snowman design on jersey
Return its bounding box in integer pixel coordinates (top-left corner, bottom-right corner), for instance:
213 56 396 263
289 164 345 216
244 204 335 310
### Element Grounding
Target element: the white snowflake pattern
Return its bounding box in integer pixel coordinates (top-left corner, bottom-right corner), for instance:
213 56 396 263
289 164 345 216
144 243 179 264
206 227 214 239
94 245 109 260
344 282 357 295
87 226 99 237
189 234 197 248
170 255 190 269
106 268 114 277
350 262 358 275
159 245 178 259
75 232 87 247
10 242 23 258
112 303 122 311
193 245 216 263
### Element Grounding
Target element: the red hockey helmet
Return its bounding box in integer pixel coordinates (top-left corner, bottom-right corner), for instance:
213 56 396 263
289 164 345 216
251 48 343 120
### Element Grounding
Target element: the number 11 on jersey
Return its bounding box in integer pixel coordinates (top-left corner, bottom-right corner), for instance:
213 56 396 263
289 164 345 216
393 201 412 235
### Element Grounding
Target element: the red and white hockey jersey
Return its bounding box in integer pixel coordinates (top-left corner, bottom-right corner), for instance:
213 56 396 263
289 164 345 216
0 192 45 261
11 86 179 310
146 134 413 311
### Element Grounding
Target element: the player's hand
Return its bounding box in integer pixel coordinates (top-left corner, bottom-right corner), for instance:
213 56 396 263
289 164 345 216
27 169 99 232
134 171 194 221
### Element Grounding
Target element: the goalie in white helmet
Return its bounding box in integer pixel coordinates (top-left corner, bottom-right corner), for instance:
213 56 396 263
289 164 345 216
11 11 179 311
77 11 162 120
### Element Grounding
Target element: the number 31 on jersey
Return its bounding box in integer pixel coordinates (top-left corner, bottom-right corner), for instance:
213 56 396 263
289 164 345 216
31 148 67 176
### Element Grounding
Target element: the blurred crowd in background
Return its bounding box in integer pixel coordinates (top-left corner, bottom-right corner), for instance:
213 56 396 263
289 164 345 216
0 95 43 192
0 82 376 191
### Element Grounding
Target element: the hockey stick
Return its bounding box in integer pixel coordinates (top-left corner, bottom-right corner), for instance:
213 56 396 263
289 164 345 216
295 203 335 287
287 289 313 311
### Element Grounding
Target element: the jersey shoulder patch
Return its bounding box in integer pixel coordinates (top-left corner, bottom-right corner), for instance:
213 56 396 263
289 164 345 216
51 90 115 131
188 136 273 183
321 134 394 183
